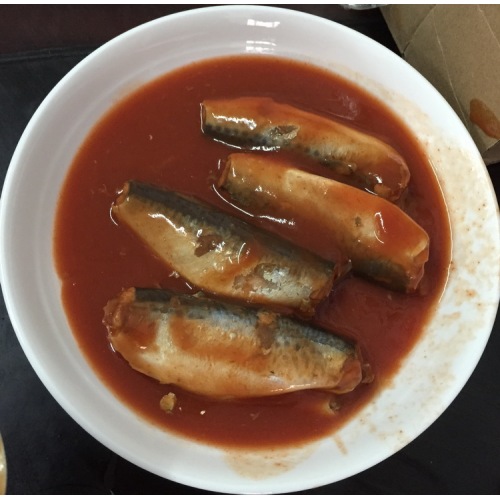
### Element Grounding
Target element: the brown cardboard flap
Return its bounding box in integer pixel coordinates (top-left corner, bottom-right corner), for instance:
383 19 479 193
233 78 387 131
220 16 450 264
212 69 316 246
381 5 433 52
382 4 500 164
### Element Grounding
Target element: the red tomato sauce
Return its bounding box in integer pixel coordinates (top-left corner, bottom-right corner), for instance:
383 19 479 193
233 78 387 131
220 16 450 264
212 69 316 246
53 55 451 449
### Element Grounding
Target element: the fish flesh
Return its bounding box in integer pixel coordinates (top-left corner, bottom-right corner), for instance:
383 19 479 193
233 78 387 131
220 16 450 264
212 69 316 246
112 181 340 315
201 96 410 201
103 287 366 398
219 153 430 292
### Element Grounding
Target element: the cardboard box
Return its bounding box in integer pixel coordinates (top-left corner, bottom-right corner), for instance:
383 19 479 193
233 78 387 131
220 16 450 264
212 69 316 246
381 4 500 164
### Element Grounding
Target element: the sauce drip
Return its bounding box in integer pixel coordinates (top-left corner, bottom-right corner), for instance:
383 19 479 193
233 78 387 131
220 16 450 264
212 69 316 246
470 97 500 139
53 55 451 449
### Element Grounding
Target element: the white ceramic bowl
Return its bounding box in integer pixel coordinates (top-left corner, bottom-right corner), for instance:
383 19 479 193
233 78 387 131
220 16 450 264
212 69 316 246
1 6 499 494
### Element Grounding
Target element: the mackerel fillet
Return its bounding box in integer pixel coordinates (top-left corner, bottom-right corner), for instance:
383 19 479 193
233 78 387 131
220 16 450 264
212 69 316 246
201 96 410 201
219 153 429 292
103 288 365 398
112 181 340 315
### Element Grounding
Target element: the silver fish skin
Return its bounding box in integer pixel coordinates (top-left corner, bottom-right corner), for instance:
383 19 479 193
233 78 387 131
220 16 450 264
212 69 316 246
112 181 340 315
201 96 410 201
103 288 364 398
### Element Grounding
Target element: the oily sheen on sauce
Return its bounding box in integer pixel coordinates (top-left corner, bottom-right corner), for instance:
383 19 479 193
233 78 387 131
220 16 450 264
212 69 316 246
54 55 450 449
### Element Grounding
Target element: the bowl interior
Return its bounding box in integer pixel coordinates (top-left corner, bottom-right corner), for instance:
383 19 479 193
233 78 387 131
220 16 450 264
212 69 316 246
1 5 499 494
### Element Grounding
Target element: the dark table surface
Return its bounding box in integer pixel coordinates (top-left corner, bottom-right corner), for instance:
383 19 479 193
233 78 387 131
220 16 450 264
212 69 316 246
0 5 499 495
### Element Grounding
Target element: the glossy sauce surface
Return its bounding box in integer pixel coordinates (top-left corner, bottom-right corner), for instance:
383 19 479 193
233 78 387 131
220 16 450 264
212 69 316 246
54 55 451 449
